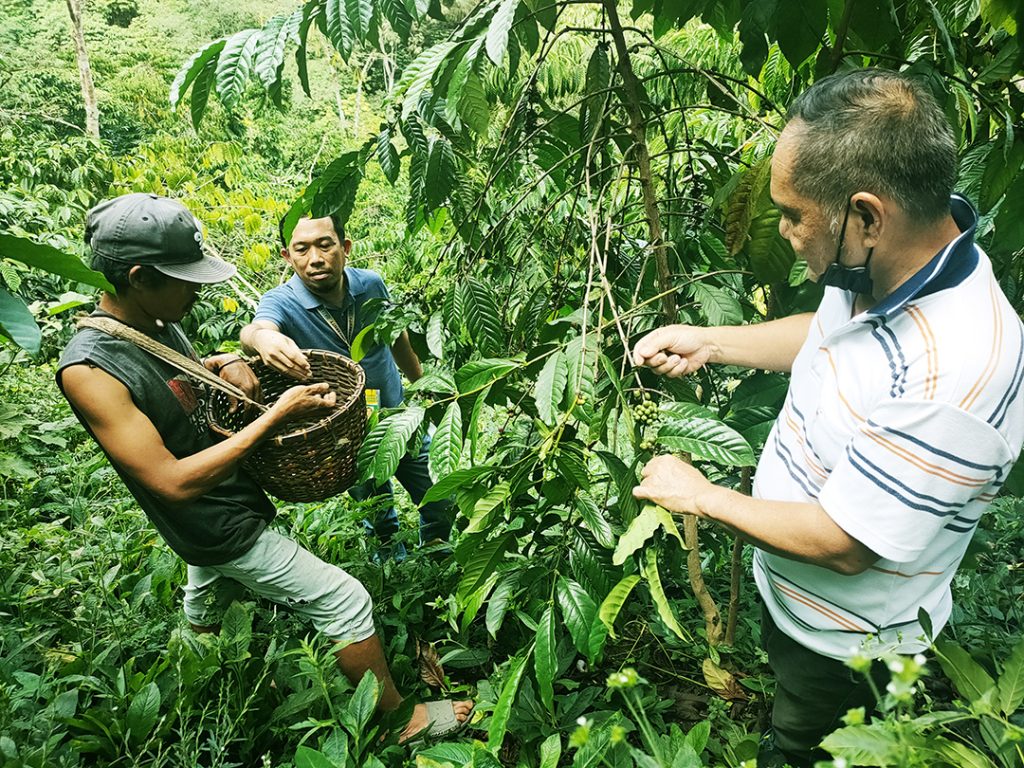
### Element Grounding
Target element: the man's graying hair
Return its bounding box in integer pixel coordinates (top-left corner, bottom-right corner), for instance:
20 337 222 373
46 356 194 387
785 68 957 225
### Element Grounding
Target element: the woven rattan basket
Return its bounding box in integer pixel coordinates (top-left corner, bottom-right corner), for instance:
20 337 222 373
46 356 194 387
208 350 367 502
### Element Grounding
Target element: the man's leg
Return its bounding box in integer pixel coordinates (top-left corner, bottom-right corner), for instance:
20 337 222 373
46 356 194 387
393 432 453 544
760 605 888 767
182 563 246 633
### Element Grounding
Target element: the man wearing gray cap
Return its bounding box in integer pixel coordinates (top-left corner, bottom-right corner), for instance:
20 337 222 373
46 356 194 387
56 193 472 741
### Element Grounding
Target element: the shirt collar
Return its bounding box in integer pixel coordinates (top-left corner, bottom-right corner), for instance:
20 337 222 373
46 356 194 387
286 267 363 310
865 193 979 319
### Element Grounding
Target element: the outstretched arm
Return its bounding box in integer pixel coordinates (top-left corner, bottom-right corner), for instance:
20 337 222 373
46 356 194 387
241 319 312 380
633 313 815 376
390 330 422 382
60 363 336 504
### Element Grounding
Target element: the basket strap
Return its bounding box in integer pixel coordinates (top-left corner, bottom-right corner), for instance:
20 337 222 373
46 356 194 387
76 316 268 412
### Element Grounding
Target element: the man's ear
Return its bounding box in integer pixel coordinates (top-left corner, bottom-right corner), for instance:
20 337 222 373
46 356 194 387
342 239 353 256
281 247 292 263
851 192 884 248
127 265 148 290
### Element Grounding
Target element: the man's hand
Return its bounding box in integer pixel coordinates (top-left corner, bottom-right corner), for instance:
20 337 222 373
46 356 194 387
633 454 713 515
268 382 337 426
204 354 262 413
632 325 716 377
249 327 312 380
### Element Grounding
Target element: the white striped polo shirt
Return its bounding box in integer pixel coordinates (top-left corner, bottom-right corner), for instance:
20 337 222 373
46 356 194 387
753 195 1024 659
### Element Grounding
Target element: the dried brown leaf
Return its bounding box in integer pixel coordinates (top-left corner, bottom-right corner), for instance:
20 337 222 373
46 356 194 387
416 638 445 689
702 657 748 702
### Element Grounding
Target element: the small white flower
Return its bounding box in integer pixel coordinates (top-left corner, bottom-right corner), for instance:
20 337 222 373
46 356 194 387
886 682 897 694
577 716 588 726
913 653 927 665
834 758 848 768
888 659 904 673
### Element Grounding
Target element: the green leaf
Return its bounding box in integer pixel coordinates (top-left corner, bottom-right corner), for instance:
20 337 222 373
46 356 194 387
462 278 503 356
215 29 259 109
294 746 337 768
935 640 997 704
421 464 493 505
658 417 756 466
454 357 520 393
310 150 365 226
418 743 475 764
348 669 380 730
254 13 294 90
1 235 112 293
376 127 401 184
643 548 689 641
596 450 639 520
457 70 491 135
457 533 513 602
998 636 1024 714
295 2 319 97
488 652 529 751
535 605 556 712
349 324 375 362
993 172 1024 254
771 0 826 68
534 350 568 425
485 0 518 65
747 208 796 284
980 138 1024 214
359 407 425 482
690 282 743 326
612 504 684 566
581 43 611 142
325 0 355 59
539 733 561 768
820 724 906 765
724 158 771 255
171 38 227 109
379 0 413 39
926 737 999 768
465 481 509 533
598 573 640 638
574 493 615 549
429 402 464 481
486 573 515 638
0 287 40 355
189 57 219 130
556 576 600 660
220 601 253 662
126 682 160 745
397 41 459 116
346 0 374 41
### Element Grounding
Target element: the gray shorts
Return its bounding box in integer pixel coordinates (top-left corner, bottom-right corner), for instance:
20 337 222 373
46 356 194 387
182 528 376 644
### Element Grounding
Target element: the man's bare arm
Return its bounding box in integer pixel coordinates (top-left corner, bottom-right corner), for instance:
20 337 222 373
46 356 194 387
240 320 312 379
633 313 815 376
61 363 334 504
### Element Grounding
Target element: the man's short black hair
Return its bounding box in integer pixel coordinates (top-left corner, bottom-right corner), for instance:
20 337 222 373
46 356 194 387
785 68 957 224
90 252 168 292
278 212 346 249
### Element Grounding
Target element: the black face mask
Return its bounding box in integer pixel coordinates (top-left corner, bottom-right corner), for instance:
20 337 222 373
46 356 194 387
820 199 874 295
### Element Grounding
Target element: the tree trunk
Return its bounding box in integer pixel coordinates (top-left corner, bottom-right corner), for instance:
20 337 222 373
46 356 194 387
65 0 99 138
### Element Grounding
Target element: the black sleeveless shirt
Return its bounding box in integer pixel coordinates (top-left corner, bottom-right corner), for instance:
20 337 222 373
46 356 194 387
57 312 274 565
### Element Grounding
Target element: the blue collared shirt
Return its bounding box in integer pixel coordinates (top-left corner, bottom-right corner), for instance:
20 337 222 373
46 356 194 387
253 268 405 407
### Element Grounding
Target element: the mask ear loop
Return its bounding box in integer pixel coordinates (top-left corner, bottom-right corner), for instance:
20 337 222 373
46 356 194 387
833 198 853 266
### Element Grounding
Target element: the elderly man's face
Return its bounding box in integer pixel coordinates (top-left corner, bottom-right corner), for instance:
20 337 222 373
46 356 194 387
770 126 838 280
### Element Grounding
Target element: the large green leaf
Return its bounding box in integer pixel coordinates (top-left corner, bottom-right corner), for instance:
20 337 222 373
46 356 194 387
0 234 113 292
126 682 160 745
397 41 459 115
598 573 640 638
0 287 41 355
379 0 413 39
462 278 503 356
935 640 997 704
254 13 295 89
170 38 227 109
325 0 355 59
487 652 529 751
486 573 515 638
215 29 259 109
376 126 401 184
596 450 640 521
310 150 365 226
457 532 513 601
993 171 1024 255
690 281 743 327
658 417 756 467
348 669 380 731
429 402 463 481
580 42 611 142
771 0 826 68
998 635 1024 715
294 747 337 768
556 576 603 662
454 357 520 393
574 492 615 549
189 55 220 129
457 70 491 135
464 481 509 533
643 548 689 641
820 725 910 765
534 350 568 425
485 0 518 65
359 407 425 482
612 503 684 566
724 159 771 255
295 1 320 97
980 137 1024 214
421 464 493 505
346 0 374 41
539 733 561 768
747 207 795 284
535 605 556 712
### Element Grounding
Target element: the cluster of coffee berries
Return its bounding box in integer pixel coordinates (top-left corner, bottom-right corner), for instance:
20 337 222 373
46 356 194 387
634 397 659 426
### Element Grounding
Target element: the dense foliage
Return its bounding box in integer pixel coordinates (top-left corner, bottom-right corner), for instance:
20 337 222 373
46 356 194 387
2 0 1024 766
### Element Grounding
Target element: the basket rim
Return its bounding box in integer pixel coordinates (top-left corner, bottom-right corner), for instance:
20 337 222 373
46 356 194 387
208 348 366 446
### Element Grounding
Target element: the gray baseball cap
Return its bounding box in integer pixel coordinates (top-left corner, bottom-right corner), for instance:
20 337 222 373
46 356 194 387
85 193 237 284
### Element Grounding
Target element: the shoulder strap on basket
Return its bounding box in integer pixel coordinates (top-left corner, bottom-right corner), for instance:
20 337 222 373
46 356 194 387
76 316 267 412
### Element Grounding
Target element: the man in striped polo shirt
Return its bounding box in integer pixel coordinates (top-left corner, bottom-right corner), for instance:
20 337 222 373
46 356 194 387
632 69 1024 767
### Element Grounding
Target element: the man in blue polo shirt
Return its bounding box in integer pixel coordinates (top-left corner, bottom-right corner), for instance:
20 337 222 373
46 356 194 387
632 69 1023 766
240 213 452 552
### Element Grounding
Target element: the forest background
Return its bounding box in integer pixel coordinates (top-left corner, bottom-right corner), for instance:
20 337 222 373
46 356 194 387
2 0 1024 766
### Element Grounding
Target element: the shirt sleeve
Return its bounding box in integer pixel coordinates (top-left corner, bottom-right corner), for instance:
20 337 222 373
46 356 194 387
818 398 1013 562
252 289 290 331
